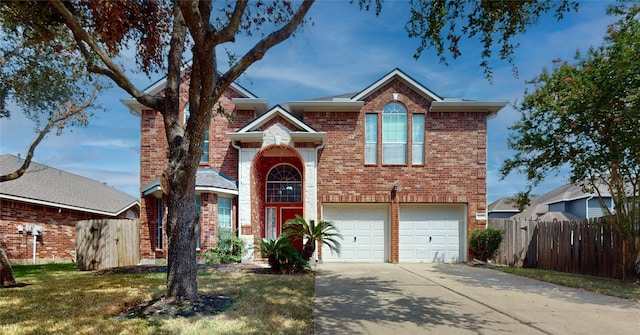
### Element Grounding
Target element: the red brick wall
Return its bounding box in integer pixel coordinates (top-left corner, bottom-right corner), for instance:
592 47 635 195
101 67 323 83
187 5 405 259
304 79 488 255
0 199 130 263
139 84 255 187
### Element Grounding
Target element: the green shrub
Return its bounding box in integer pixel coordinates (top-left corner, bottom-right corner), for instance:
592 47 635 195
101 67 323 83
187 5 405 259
258 237 308 274
200 235 245 264
469 228 504 262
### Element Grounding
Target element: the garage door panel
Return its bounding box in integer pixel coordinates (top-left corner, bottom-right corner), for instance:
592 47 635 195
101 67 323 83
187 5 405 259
322 205 387 262
399 205 465 263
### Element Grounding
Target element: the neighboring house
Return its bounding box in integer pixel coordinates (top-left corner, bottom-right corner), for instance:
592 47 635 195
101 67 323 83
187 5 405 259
0 154 140 264
487 196 536 219
123 68 506 264
509 182 613 221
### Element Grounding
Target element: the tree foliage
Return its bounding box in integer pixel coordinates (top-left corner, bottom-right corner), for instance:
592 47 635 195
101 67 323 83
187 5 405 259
501 4 640 278
0 1 103 182
359 0 579 79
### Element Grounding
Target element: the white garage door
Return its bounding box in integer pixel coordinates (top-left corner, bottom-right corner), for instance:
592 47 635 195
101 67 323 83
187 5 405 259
321 205 387 262
399 205 465 263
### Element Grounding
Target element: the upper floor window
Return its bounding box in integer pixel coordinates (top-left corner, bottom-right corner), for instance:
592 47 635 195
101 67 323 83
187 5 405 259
382 102 407 164
365 114 378 164
266 164 302 203
412 114 425 165
184 104 209 163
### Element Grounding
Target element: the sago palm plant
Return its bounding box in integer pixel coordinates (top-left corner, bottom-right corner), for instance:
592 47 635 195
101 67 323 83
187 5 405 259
283 215 342 261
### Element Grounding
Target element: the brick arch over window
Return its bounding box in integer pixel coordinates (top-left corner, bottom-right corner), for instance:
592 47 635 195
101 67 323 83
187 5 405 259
249 145 305 239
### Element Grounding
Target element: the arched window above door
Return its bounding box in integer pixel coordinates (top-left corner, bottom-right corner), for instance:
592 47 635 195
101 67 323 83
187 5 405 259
266 164 302 203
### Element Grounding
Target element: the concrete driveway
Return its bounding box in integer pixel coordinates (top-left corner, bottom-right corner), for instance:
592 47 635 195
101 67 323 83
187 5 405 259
314 263 640 335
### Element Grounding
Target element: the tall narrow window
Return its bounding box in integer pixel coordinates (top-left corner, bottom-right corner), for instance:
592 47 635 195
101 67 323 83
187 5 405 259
365 114 378 164
218 197 232 241
265 207 277 240
412 114 425 165
382 102 407 164
184 104 210 163
157 198 163 249
195 194 202 249
202 131 209 162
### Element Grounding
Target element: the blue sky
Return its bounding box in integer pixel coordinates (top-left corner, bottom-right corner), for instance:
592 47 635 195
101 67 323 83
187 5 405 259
0 1 616 203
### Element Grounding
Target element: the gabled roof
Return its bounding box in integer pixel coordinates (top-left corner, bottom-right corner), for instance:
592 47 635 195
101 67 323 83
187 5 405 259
289 68 506 117
122 61 266 115
541 182 611 205
0 154 139 216
228 105 327 145
352 68 443 102
142 168 238 197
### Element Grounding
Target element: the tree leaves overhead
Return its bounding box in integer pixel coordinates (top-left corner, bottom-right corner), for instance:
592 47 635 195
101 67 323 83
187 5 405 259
501 4 640 189
0 1 101 125
500 5 640 275
358 0 579 79
79 0 171 74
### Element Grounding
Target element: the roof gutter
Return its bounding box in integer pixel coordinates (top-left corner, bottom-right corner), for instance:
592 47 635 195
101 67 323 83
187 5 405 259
0 194 138 217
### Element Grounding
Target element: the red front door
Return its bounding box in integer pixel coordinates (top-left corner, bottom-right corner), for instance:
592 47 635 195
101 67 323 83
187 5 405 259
282 208 303 251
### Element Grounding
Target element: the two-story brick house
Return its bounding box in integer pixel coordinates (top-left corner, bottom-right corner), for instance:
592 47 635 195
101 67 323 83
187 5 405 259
123 68 505 264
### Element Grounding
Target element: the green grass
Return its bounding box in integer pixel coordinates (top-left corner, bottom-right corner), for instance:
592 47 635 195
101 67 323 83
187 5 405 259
500 267 640 301
1 264 314 335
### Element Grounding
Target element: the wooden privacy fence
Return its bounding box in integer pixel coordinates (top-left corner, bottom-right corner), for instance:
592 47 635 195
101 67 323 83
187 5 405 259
76 219 140 271
488 217 622 279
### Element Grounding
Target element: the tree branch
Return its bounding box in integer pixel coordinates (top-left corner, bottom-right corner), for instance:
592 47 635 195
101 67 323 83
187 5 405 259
217 0 313 95
0 84 99 182
49 0 162 111
211 0 248 45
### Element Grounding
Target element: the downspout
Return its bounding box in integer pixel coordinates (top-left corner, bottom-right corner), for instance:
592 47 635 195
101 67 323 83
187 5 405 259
585 196 594 219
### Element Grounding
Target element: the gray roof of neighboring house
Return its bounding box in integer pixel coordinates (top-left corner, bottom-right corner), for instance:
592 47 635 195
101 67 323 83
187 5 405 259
510 181 611 221
141 168 238 196
540 182 611 205
0 154 139 216
488 196 537 214
538 211 580 222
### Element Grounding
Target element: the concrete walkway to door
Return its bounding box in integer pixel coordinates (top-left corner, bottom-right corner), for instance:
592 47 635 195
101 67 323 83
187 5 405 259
314 263 640 335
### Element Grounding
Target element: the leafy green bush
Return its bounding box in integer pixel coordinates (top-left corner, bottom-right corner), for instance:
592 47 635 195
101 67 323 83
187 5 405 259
469 228 504 262
259 237 308 274
200 235 245 264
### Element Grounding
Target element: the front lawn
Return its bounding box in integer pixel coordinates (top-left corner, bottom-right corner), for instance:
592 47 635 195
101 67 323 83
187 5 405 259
500 267 640 301
1 263 314 335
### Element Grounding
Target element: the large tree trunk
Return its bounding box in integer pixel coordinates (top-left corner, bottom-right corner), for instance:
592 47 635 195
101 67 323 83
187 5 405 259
164 163 200 301
0 246 16 286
